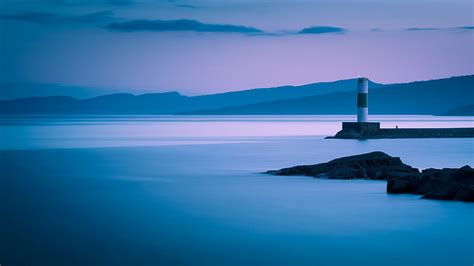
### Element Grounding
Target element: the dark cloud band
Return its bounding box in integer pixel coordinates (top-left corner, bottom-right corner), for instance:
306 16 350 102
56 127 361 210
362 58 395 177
0 11 114 25
298 26 346 34
106 19 262 33
456 26 474 30
405 27 438 31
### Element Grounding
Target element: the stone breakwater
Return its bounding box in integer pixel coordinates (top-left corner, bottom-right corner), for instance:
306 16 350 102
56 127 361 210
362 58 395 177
266 152 474 202
327 122 474 139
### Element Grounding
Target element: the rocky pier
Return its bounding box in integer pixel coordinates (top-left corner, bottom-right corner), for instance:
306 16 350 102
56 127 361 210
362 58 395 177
327 122 474 139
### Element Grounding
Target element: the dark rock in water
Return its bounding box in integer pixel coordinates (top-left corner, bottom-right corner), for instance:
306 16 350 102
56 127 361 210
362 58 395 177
266 151 419 180
266 151 474 202
387 165 474 201
421 166 473 201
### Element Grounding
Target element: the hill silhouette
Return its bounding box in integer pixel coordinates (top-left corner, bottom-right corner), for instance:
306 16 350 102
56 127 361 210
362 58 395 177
181 75 474 115
0 79 379 114
0 76 472 115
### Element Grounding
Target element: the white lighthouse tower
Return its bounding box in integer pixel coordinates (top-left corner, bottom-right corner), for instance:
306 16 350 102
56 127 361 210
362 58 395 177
357 77 369 122
333 77 380 137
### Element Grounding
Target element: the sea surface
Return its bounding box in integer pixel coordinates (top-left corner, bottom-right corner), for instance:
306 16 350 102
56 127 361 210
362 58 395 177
1 115 473 266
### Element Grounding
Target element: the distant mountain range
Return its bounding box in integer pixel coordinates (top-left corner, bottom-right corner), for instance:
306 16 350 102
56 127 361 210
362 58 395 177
442 104 474 116
0 75 473 115
0 82 129 100
182 75 474 115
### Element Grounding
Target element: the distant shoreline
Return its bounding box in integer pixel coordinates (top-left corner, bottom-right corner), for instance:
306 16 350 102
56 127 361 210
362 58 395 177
1 75 473 116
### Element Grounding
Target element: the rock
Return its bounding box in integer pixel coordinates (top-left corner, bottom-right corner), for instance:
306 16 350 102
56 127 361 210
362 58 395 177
454 186 474 201
418 166 474 202
387 179 413 194
266 151 419 180
389 165 474 202
266 152 474 202
421 183 462 200
386 172 421 194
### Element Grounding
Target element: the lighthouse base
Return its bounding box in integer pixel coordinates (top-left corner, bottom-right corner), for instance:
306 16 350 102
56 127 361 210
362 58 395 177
342 122 380 134
331 122 380 139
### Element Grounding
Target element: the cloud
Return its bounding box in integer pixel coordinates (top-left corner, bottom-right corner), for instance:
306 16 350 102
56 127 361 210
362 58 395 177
107 0 134 5
42 0 135 6
456 26 474 30
106 19 262 33
175 4 199 9
374 26 474 32
298 26 346 34
0 12 56 24
0 11 115 25
405 27 439 31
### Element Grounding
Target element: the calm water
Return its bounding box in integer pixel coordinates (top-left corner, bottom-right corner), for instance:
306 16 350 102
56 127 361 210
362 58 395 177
1 115 473 265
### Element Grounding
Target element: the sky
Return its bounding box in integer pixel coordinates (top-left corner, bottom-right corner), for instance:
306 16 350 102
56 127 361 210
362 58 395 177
0 0 473 95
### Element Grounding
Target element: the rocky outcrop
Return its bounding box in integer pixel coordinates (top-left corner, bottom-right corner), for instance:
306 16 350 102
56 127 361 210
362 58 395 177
266 151 473 202
266 152 420 180
387 165 474 202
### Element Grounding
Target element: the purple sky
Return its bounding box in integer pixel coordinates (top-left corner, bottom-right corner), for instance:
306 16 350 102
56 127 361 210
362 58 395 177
0 0 473 95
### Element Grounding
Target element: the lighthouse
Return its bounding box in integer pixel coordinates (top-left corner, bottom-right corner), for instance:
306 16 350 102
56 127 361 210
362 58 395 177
357 77 369 122
328 77 474 139
334 77 380 137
